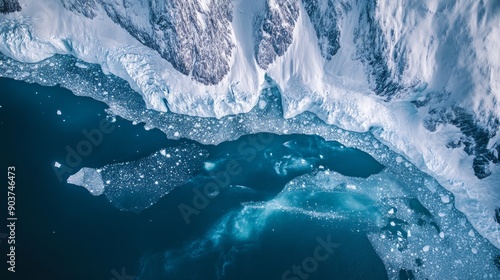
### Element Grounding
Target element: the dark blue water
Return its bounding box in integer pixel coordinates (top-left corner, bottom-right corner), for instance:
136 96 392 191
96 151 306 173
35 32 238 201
0 77 389 280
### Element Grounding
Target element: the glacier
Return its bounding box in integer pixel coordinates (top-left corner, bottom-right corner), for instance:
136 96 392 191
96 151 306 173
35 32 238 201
0 0 499 257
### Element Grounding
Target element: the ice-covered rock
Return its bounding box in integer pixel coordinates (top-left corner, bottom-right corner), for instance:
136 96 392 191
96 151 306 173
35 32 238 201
254 0 299 69
97 0 235 85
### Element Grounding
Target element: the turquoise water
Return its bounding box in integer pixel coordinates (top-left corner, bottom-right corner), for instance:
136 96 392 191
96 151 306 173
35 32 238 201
0 77 389 279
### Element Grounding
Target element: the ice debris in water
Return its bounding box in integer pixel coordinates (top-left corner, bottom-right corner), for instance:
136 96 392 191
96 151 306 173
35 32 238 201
144 166 500 280
1 53 499 274
68 143 208 212
276 170 500 279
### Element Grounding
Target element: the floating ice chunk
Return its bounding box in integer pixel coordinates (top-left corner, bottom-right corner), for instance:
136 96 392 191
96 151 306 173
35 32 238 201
71 143 207 212
423 178 438 193
274 156 312 176
395 156 403 163
56 110 62 115
441 194 450 204
67 167 105 196
74 62 88 69
390 221 396 226
205 188 220 198
422 245 430 252
258 100 267 109
468 230 475 237
54 161 61 168
439 232 445 239
204 161 216 171
388 208 395 215
346 184 357 190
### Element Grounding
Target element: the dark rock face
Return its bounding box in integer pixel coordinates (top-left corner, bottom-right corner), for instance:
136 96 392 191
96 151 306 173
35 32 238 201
103 0 234 85
303 0 350 60
61 0 97 18
354 0 406 100
254 0 299 69
422 104 499 179
63 0 234 85
0 0 21 14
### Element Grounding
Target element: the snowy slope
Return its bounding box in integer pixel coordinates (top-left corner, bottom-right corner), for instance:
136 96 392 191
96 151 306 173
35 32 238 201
0 0 499 248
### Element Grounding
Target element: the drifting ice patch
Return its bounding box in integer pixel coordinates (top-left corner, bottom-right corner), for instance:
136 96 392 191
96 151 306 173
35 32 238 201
67 167 105 196
68 143 208 212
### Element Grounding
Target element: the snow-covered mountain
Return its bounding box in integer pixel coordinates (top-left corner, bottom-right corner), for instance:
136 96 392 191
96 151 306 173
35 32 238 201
0 0 499 248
